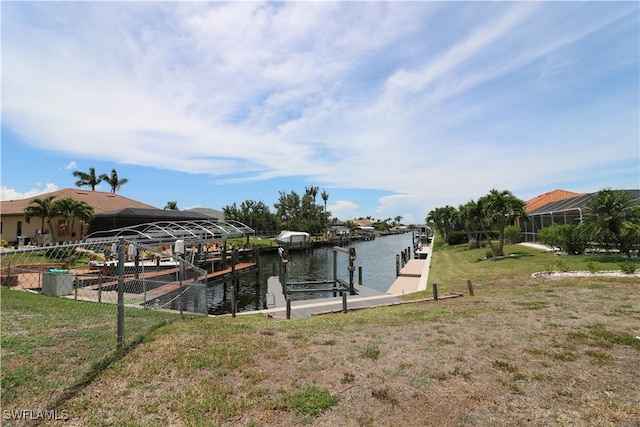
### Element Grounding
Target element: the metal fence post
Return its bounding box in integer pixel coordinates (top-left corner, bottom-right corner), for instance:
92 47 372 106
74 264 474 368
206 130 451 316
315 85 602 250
117 237 125 351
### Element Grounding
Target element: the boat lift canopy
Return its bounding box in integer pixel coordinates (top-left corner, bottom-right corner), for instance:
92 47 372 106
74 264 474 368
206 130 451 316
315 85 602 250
84 219 254 246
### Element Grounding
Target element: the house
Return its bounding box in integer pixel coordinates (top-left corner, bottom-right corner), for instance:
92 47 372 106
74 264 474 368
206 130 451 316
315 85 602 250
0 188 157 245
525 189 585 213
522 189 640 242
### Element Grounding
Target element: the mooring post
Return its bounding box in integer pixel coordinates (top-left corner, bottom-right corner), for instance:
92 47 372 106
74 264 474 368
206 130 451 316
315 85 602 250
231 284 237 318
467 279 474 296
342 292 347 313
396 254 400 276
358 266 362 286
432 283 438 301
348 248 355 295
98 272 102 303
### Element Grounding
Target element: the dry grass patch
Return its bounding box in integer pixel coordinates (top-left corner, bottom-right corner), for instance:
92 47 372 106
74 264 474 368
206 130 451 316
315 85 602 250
38 274 638 427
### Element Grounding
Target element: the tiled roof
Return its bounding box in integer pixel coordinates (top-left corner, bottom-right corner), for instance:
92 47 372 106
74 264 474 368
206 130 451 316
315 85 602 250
0 188 158 215
525 189 585 213
528 189 640 216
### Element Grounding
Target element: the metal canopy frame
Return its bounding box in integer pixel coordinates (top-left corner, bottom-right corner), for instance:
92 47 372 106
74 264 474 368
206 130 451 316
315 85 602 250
84 219 254 245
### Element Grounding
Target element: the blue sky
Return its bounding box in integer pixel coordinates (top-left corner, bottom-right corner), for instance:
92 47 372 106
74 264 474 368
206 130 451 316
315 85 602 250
2 2 638 224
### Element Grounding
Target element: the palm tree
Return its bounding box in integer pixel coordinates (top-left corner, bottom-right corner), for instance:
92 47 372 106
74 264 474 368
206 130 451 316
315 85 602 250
164 201 179 210
53 198 94 241
458 200 484 247
305 186 319 203
72 167 103 191
427 205 457 243
321 189 329 213
581 189 640 256
100 169 129 194
23 195 57 245
480 189 527 256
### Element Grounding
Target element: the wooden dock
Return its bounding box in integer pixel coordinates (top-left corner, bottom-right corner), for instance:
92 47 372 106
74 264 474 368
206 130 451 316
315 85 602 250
65 262 259 308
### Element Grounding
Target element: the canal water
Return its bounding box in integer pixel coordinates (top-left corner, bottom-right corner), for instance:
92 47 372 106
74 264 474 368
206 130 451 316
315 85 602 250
207 232 417 315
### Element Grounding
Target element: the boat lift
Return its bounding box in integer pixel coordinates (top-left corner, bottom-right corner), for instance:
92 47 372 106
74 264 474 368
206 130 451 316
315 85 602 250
278 246 358 299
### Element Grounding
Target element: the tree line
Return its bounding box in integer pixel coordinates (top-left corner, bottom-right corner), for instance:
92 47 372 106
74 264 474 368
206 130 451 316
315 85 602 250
427 189 527 257
223 186 330 235
426 188 640 258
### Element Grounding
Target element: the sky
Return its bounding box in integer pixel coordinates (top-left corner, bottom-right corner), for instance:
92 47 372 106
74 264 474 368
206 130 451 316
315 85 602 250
1 1 638 224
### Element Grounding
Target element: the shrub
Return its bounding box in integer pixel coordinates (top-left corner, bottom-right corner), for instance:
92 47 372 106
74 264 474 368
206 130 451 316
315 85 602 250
555 259 569 272
538 224 588 255
504 226 523 244
447 231 468 246
618 260 638 275
586 261 600 274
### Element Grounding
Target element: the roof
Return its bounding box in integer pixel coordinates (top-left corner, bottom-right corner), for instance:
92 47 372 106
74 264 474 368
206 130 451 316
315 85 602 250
528 189 640 216
525 189 585 213
0 188 157 215
94 208 209 220
187 207 225 220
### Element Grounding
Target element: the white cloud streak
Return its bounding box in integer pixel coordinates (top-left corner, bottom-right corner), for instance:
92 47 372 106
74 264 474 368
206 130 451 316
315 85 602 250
2 2 638 215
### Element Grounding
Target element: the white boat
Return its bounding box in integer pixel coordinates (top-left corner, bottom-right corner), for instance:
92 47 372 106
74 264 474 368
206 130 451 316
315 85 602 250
275 230 310 245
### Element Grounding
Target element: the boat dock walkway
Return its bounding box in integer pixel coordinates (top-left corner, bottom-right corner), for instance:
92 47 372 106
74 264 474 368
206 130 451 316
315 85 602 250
387 238 433 295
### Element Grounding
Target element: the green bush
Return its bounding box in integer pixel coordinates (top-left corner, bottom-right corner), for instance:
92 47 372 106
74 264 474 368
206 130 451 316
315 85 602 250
618 260 638 275
447 231 468 245
586 261 600 273
538 224 588 255
505 226 523 244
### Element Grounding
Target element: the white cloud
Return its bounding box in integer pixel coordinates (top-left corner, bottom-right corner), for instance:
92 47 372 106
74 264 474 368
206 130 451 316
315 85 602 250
327 200 360 221
0 184 59 201
1 2 637 220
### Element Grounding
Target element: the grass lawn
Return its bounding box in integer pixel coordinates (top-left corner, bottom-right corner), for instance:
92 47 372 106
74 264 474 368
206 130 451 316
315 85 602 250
1 290 179 412
1 241 639 426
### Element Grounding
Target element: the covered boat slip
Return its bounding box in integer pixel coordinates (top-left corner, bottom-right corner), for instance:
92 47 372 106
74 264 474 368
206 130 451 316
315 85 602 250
85 219 255 247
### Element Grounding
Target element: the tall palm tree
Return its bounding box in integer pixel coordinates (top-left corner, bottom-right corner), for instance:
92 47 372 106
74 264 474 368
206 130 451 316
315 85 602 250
100 169 129 194
427 205 457 243
581 189 640 256
305 186 319 203
23 195 57 244
72 167 103 191
480 189 527 256
458 200 484 247
321 189 329 213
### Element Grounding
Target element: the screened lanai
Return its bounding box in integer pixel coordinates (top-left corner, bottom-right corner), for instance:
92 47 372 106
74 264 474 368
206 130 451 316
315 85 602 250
522 189 640 242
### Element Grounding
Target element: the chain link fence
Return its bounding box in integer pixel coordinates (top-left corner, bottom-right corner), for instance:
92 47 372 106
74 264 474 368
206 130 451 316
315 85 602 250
1 238 208 315
1 238 208 419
